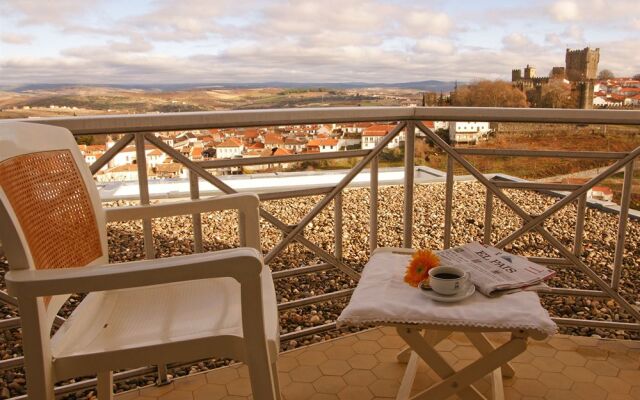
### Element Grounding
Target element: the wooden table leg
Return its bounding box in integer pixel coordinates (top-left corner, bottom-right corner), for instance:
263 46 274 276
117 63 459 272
397 327 528 400
465 332 516 378
397 327 485 400
396 330 451 400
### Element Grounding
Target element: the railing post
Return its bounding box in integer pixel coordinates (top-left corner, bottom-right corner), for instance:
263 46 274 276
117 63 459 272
612 160 634 290
574 193 587 256
403 122 415 248
135 134 155 259
483 188 493 245
444 155 454 249
370 156 379 252
334 192 343 260
156 363 171 386
189 171 204 253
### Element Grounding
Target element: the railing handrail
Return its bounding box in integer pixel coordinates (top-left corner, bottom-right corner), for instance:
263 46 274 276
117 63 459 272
3 106 639 135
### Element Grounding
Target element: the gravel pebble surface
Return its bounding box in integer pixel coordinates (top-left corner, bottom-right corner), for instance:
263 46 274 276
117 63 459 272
0 181 638 399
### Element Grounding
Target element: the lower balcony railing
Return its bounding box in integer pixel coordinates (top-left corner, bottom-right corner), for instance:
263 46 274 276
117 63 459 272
0 106 638 398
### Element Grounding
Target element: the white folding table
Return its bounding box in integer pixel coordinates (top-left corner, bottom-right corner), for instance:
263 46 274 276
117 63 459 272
337 248 557 400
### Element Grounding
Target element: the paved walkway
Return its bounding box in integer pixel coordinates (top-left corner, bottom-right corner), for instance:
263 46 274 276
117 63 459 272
116 327 640 400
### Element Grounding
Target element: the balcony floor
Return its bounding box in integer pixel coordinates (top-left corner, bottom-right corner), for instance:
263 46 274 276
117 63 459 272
116 327 640 400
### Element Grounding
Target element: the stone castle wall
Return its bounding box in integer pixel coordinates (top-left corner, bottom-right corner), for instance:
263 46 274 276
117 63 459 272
566 48 600 81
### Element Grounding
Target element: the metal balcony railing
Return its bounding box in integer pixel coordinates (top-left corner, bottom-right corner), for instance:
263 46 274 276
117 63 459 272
0 106 638 398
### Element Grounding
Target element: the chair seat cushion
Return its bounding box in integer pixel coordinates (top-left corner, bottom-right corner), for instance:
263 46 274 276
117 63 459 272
50 265 279 363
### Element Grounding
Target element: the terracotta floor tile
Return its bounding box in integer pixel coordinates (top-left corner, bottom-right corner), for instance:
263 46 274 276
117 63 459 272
595 376 632 395
562 365 597 382
225 377 253 397
337 386 374 400
289 365 322 383
319 359 351 376
297 350 328 366
192 384 227 400
158 390 194 400
343 369 377 387
313 376 347 394
352 340 382 355
347 354 378 370
368 379 400 397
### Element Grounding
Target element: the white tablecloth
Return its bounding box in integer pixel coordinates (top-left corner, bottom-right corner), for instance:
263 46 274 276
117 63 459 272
337 249 557 337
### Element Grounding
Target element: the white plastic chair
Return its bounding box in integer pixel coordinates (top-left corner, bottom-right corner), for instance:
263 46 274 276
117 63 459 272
0 122 281 400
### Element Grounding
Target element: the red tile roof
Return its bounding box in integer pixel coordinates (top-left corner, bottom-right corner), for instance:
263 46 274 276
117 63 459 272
217 138 243 148
307 139 339 147
363 124 396 137
264 133 285 145
249 142 265 149
273 148 293 156
421 121 435 129
242 129 260 139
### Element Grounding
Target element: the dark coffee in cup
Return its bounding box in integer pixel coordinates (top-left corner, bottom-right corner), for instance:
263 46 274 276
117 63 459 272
433 273 460 280
428 266 470 295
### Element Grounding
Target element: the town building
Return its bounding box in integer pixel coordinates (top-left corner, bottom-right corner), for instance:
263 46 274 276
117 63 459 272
361 124 405 150
216 138 244 158
449 122 491 144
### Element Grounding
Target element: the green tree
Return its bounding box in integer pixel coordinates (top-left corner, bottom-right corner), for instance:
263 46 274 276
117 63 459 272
75 135 94 146
597 69 615 80
451 80 527 108
540 80 574 108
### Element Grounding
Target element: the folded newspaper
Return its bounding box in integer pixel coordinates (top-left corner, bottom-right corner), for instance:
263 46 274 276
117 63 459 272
437 242 555 297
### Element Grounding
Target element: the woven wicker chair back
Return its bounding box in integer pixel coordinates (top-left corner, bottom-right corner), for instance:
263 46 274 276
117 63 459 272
0 150 103 271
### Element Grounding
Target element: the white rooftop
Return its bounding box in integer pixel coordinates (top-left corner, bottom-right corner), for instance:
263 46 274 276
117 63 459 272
98 167 448 201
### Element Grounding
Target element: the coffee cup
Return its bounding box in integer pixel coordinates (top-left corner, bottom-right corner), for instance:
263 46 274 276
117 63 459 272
428 266 470 296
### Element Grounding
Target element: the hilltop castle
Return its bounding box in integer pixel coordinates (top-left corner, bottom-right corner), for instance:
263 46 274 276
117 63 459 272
512 47 600 109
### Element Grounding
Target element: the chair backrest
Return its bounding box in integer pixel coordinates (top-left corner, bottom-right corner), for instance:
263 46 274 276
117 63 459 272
0 122 108 328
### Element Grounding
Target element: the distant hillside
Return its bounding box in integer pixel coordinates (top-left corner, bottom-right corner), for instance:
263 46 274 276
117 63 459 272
2 80 457 93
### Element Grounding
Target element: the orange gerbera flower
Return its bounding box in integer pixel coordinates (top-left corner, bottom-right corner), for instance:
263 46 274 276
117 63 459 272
404 249 440 287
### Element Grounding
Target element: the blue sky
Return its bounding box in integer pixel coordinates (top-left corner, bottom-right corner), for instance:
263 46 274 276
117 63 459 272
1 0 638 85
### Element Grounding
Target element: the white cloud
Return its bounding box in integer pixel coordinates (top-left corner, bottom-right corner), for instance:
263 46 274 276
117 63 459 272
0 0 638 85
406 11 452 37
0 0 99 25
0 33 32 45
548 1 580 22
502 33 536 50
414 38 454 55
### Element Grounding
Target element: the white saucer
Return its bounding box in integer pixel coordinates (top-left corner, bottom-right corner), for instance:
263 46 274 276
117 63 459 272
419 281 476 303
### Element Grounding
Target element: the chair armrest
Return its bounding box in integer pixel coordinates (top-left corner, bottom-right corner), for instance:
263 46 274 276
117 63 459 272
104 192 261 250
5 247 263 299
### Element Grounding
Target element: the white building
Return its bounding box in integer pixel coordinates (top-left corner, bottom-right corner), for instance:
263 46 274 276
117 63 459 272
216 139 244 158
361 124 405 150
338 137 361 150
109 145 156 168
96 164 141 182
283 138 306 153
449 122 491 144
147 149 167 167
308 139 339 153
593 96 609 107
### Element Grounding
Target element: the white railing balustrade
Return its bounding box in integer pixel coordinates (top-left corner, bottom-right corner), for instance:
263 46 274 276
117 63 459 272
0 106 638 398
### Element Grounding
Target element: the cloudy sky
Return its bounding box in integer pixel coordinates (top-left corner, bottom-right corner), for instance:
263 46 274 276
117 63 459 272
1 0 639 85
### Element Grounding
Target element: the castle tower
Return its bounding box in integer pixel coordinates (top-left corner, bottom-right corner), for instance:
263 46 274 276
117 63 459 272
524 64 536 79
565 47 600 82
512 69 522 82
577 81 594 109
